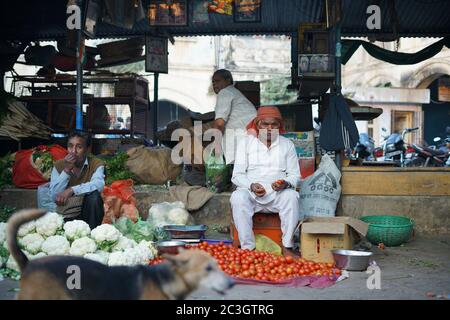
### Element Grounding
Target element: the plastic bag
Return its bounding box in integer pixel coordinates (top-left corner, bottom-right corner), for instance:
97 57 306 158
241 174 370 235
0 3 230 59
37 182 56 212
131 219 156 242
102 179 139 224
114 217 169 242
205 150 231 193
255 234 282 256
298 154 342 218
12 145 68 189
147 201 194 227
114 216 135 236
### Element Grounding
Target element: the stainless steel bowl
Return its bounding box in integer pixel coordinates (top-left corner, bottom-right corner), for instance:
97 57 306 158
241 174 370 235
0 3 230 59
156 240 186 255
164 225 208 240
331 249 373 271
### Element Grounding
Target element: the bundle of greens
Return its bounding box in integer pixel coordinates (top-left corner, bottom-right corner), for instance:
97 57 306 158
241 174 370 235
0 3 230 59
0 206 15 223
102 152 136 185
0 153 13 188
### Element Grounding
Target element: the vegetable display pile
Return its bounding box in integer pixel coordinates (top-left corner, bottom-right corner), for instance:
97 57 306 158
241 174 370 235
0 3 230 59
102 152 136 185
149 242 341 282
0 212 159 279
32 148 54 180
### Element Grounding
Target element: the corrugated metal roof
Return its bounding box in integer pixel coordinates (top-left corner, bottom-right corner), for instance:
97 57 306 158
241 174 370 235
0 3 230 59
341 0 450 38
0 0 323 40
0 0 449 40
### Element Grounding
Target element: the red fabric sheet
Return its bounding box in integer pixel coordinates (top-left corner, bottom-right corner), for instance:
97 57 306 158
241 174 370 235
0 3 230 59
232 275 338 289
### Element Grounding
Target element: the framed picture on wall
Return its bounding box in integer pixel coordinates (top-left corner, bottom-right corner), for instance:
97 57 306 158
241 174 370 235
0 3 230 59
233 0 261 23
148 0 188 26
145 36 169 73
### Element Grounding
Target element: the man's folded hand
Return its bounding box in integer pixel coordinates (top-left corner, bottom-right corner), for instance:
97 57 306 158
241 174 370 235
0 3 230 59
250 183 266 197
271 179 287 191
55 188 74 206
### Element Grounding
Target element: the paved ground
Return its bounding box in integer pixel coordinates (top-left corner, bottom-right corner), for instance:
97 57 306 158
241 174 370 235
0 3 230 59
1 234 449 300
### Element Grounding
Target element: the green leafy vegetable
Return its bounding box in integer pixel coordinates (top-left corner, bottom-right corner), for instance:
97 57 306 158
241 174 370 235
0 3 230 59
0 246 9 259
0 268 21 281
102 152 136 185
0 205 15 223
0 153 13 188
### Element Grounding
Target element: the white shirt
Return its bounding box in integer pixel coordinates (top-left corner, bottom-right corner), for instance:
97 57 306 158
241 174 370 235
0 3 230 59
50 157 105 201
215 85 257 164
232 134 301 203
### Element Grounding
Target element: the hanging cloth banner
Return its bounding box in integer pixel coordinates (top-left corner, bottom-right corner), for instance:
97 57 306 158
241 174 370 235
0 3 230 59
341 37 450 65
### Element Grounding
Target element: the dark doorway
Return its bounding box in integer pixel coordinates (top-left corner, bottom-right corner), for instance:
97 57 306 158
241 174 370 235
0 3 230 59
422 76 450 145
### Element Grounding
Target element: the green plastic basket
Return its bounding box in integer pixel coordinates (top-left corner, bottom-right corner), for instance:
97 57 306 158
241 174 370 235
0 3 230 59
360 215 414 247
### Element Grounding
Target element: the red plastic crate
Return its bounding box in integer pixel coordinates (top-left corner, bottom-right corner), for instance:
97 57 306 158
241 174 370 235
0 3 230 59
230 212 282 248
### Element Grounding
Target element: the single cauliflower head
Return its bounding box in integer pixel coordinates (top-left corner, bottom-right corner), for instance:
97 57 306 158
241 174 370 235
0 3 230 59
107 248 142 266
18 220 36 237
64 220 91 241
112 236 137 252
91 224 121 251
69 237 97 256
19 233 45 255
41 235 70 255
35 212 64 237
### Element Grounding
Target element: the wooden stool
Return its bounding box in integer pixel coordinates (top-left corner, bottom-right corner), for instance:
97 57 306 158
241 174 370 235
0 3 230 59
230 212 282 248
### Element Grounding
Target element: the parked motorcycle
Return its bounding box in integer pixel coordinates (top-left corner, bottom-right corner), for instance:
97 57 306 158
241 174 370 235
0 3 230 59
383 127 419 167
405 127 450 167
353 133 375 162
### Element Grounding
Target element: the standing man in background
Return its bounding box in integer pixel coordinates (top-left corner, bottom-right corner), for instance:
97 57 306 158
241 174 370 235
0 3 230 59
212 69 257 164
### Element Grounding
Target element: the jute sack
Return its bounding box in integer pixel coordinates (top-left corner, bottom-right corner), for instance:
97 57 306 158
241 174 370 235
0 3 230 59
126 146 181 184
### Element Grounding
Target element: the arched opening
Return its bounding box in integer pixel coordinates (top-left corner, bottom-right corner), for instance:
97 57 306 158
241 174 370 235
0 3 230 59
151 99 190 131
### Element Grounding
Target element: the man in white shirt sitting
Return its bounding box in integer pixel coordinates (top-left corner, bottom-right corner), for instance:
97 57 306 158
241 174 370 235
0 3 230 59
230 106 301 256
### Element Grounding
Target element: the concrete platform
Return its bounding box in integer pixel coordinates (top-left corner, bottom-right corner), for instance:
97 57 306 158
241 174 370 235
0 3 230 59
1 187 448 235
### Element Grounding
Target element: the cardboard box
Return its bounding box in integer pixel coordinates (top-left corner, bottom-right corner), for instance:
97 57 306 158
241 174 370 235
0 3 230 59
300 217 368 263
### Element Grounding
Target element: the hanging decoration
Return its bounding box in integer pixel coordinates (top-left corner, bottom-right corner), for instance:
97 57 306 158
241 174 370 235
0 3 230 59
193 0 210 23
233 0 261 22
148 0 188 26
207 0 233 15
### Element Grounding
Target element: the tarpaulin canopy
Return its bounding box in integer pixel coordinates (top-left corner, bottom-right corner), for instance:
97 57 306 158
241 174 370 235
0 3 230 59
342 37 450 65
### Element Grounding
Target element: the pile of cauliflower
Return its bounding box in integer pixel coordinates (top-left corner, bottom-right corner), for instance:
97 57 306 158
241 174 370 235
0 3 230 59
0 212 158 275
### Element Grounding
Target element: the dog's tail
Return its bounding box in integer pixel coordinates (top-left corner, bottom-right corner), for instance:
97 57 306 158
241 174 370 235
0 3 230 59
7 209 47 272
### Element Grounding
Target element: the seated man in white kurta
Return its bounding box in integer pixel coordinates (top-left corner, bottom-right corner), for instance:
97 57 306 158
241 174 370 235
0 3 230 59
230 106 301 256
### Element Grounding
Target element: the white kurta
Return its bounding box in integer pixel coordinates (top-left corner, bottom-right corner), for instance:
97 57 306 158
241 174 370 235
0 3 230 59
214 85 257 164
230 134 302 250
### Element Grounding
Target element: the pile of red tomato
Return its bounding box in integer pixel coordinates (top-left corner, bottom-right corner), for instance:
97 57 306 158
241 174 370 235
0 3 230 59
149 242 341 282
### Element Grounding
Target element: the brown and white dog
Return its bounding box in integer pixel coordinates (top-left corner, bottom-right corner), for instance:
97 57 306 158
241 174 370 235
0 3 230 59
7 209 234 300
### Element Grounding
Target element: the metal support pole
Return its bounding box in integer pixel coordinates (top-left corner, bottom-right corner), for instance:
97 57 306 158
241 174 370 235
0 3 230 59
335 24 342 94
334 23 343 169
290 32 298 90
76 27 84 130
0 68 4 91
153 72 159 144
